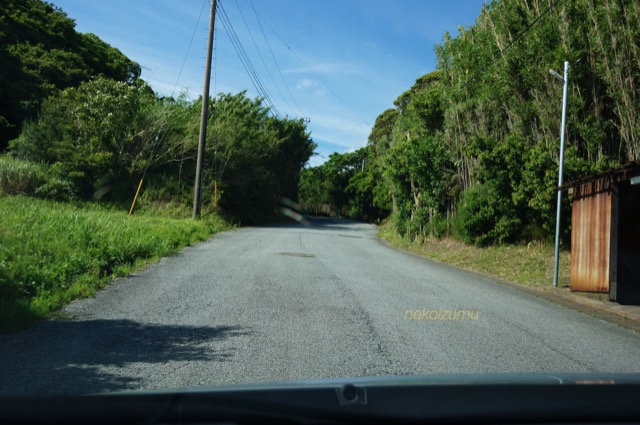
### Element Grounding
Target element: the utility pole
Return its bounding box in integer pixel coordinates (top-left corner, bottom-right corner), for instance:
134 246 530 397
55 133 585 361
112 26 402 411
551 61 569 287
192 0 217 219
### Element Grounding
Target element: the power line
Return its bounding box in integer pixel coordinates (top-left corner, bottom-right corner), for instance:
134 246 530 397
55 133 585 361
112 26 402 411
137 0 209 191
248 0 305 117
258 12 370 127
463 0 566 86
129 0 212 215
217 3 266 104
214 24 218 96
217 1 282 117
218 3 280 117
171 0 209 97
233 0 294 114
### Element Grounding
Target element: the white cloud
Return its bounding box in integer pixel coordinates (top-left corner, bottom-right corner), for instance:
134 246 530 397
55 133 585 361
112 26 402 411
296 78 317 90
295 80 329 98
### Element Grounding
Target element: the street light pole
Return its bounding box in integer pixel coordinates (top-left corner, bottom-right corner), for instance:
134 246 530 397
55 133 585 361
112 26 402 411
552 61 569 287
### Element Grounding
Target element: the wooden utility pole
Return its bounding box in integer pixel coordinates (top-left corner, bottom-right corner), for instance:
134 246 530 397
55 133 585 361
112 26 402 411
192 0 217 219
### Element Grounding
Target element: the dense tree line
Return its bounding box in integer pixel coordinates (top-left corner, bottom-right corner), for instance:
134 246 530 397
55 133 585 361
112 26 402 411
0 0 141 149
299 148 389 221
2 0 314 221
8 78 314 220
299 0 640 246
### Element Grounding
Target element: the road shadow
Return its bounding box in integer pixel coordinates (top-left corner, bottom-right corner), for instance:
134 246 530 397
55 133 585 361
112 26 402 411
260 215 369 232
0 319 250 395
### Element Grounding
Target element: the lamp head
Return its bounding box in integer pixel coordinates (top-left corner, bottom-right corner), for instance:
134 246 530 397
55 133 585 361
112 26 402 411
549 69 564 82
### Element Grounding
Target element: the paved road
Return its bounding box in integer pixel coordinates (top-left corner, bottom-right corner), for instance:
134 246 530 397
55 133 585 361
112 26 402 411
1 217 639 395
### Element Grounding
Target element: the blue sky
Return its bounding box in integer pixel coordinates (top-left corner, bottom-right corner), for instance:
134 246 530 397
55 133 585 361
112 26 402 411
51 0 485 166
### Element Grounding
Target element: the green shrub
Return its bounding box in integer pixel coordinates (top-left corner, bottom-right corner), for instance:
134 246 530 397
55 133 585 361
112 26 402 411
0 156 73 200
456 184 521 246
392 201 411 238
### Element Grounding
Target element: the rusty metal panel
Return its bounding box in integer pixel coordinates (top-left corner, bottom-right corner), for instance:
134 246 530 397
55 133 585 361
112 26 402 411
570 180 611 292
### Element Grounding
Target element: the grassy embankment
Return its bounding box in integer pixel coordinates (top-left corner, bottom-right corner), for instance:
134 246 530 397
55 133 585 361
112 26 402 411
378 221 571 290
0 194 231 333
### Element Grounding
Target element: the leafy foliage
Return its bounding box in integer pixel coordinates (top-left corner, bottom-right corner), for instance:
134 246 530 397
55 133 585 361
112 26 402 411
204 92 315 220
298 148 389 221
8 82 314 219
0 1 316 331
304 0 640 247
10 78 157 198
0 0 141 149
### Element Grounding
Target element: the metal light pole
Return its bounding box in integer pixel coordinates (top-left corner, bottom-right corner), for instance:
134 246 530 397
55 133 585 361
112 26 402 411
551 61 569 287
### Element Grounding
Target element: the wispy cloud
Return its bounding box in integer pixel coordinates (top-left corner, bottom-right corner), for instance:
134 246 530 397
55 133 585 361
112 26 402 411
312 112 372 137
311 133 352 150
308 111 371 151
296 78 317 90
294 79 328 98
284 62 362 76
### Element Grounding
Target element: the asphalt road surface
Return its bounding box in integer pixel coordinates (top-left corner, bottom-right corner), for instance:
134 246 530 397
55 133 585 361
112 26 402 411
1 217 639 395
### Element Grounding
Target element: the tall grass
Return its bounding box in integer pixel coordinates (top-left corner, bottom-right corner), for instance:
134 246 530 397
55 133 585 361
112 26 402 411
0 156 73 200
0 194 231 332
378 221 571 289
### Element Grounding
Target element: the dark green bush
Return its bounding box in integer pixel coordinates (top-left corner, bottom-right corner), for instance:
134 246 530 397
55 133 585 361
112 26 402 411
456 184 521 246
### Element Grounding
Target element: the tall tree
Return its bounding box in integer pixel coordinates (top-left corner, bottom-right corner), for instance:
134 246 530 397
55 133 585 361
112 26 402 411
0 0 141 149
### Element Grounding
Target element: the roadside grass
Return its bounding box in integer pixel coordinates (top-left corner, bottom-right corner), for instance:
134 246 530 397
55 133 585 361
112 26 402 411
0 156 73 200
0 194 232 333
378 221 571 290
